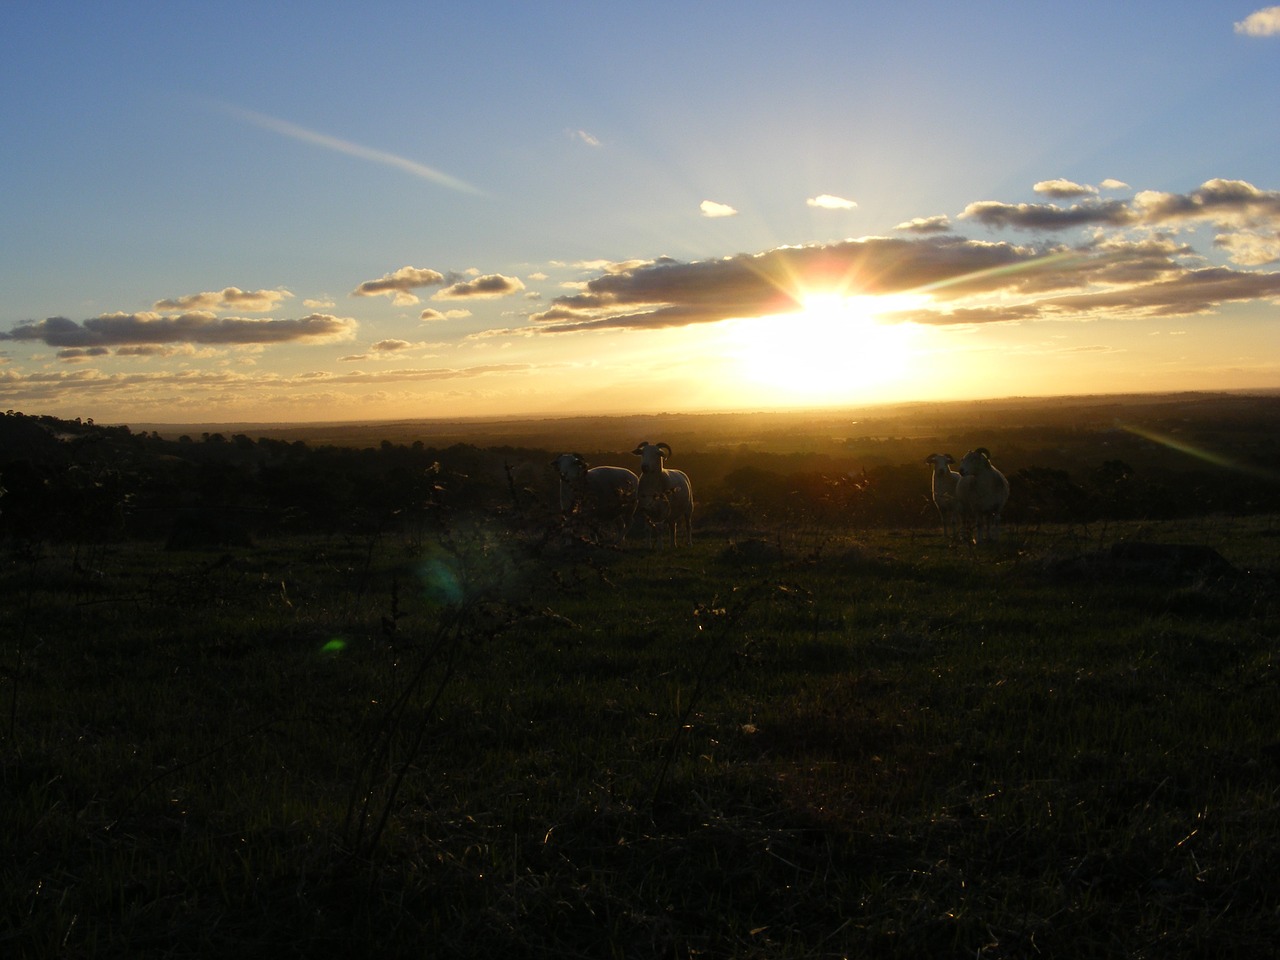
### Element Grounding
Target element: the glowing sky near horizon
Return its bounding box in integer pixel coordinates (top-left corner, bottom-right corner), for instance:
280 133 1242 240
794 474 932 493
2 1 1279 424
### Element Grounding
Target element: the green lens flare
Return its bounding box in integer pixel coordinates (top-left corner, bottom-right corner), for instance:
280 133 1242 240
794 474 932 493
419 555 463 604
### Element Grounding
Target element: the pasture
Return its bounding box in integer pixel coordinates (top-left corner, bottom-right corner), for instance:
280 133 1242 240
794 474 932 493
4 505 1279 958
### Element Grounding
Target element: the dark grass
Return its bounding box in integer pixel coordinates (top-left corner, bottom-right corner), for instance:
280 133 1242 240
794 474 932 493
3 516 1279 957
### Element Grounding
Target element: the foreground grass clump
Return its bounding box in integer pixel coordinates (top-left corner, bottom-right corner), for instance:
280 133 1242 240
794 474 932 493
2 515 1279 958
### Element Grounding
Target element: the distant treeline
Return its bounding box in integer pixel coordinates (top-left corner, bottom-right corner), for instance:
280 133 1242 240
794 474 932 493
1 408 1277 545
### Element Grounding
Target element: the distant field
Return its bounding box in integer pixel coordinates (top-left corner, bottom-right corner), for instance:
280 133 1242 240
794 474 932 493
4 507 1278 958
127 389 1280 457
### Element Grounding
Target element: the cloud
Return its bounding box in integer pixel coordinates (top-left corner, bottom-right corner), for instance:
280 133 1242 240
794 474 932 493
807 194 858 210
351 266 447 305
217 102 486 195
431 274 526 299
304 297 336 309
0 363 544 409
115 345 199 359
1235 6 1280 35
1 312 356 348
371 339 413 352
960 180 1280 248
532 236 1077 331
1214 230 1280 266
153 287 292 313
961 198 1135 230
1033 179 1097 198
1033 266 1280 318
896 215 952 234
57 347 111 362
1099 178 1130 191
570 129 601 147
1132 179 1280 229
528 215 1280 334
575 257 664 274
419 307 472 321
700 200 738 218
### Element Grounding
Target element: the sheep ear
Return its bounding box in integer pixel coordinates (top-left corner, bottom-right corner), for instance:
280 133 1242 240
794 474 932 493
572 452 587 465
945 453 955 464
632 444 645 456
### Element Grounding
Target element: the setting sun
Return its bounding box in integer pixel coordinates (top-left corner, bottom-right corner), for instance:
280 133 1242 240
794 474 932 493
725 293 927 404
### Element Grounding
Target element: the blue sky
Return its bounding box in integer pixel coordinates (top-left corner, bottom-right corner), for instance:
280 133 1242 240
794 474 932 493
2 1 1279 423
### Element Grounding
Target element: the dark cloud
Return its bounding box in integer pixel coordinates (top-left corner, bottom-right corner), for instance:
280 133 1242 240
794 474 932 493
896 215 951 234
1 312 356 348
57 347 111 361
351 266 447 301
960 198 1135 231
529 227 1280 333
433 274 525 299
1036 266 1280 318
532 236 1088 332
962 180 1280 235
1134 179 1280 228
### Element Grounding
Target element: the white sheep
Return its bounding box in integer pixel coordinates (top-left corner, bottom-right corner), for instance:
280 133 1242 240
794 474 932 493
956 447 1010 544
631 441 694 547
550 452 639 543
924 452 962 540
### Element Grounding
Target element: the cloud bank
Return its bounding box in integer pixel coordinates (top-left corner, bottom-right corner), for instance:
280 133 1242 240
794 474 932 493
532 180 1280 333
0 313 356 349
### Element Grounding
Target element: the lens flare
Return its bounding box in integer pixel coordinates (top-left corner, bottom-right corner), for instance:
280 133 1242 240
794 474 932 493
418 550 463 604
1117 421 1279 480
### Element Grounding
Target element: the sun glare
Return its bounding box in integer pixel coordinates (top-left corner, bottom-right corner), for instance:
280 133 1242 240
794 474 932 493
725 292 927 404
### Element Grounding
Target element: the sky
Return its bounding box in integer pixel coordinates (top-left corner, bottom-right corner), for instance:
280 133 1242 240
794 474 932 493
2 1 1279 425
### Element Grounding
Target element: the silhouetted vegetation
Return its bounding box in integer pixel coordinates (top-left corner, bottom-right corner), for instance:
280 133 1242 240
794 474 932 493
3 392 1278 549
2 396 1279 958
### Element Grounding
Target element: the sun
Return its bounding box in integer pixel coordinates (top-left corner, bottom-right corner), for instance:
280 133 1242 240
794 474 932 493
724 292 927 404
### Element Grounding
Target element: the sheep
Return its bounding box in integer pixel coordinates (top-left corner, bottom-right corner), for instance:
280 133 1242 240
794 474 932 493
631 441 694 547
924 452 962 540
550 452 639 543
956 447 1010 544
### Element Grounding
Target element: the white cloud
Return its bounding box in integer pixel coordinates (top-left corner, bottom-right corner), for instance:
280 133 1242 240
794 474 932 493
700 200 738 218
806 194 858 210
419 307 472 321
1033 179 1097 198
1235 6 1280 36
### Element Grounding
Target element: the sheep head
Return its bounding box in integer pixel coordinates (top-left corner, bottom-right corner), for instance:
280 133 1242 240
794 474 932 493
632 441 671 474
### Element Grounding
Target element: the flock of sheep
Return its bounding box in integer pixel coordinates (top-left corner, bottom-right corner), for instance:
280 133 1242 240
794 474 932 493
551 442 693 548
924 448 1011 544
553 441 1010 547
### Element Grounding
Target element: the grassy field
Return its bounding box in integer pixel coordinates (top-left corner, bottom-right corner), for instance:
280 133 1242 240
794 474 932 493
3 513 1279 958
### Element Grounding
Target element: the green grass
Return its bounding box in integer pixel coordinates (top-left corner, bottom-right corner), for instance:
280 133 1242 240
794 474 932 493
3 516 1279 957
